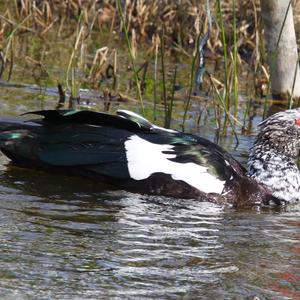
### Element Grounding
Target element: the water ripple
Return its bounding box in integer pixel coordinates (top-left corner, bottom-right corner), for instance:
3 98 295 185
0 170 299 299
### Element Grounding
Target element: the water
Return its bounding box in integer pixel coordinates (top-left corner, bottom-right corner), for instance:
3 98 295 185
0 84 299 300
0 161 299 300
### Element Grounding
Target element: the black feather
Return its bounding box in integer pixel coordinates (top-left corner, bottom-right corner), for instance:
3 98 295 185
0 109 257 207
25 109 145 131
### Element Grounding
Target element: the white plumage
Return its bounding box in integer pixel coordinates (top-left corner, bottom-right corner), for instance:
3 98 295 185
125 135 225 194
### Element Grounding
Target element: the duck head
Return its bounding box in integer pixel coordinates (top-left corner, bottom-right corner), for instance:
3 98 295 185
255 108 300 157
247 108 300 204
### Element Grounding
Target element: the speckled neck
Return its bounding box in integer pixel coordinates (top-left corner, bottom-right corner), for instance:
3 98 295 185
247 109 300 203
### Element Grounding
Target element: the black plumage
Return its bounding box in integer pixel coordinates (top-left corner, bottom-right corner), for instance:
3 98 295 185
0 109 295 208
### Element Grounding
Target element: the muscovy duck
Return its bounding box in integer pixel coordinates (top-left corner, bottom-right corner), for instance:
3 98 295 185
0 108 299 208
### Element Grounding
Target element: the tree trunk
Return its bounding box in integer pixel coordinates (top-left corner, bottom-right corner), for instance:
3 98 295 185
260 1 300 100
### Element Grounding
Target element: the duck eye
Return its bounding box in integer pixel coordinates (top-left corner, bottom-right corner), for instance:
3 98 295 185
295 119 300 126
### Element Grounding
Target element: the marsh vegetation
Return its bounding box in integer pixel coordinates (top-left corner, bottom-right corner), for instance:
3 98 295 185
0 0 299 135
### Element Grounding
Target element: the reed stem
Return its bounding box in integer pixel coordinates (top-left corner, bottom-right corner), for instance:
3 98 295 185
65 13 84 93
182 37 199 127
116 0 144 115
166 63 177 128
232 0 238 115
153 41 159 121
160 29 168 127
208 73 240 145
216 0 230 124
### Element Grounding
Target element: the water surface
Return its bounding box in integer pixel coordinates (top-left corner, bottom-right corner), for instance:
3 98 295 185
0 160 299 299
0 82 299 300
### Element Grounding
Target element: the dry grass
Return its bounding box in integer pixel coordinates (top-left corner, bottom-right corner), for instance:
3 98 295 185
1 1 299 65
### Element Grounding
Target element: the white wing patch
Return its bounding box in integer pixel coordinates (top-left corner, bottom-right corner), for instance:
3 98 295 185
124 135 225 194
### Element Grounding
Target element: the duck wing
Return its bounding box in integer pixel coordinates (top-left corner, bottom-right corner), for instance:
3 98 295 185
0 110 245 195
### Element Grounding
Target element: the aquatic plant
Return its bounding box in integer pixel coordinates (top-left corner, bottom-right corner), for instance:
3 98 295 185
0 0 299 134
